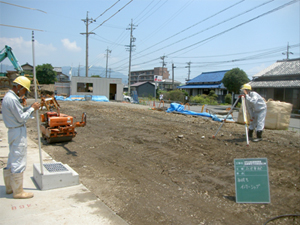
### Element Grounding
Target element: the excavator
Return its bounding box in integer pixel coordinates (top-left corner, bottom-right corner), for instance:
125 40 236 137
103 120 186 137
0 45 22 102
0 45 40 102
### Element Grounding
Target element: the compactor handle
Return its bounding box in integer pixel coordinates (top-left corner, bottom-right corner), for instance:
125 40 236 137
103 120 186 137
75 112 86 127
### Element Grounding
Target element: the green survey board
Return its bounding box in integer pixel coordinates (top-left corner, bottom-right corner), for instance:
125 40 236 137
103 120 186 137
234 158 270 203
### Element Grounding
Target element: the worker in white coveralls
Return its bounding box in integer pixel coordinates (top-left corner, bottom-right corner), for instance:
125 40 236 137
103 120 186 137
2 76 40 199
241 83 267 142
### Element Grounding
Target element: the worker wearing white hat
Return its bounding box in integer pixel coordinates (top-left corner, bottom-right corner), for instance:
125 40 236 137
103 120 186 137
241 83 267 142
2 76 40 199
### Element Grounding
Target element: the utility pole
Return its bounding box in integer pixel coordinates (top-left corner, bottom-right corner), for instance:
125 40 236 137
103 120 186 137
282 42 293 60
81 11 95 77
160 55 167 79
155 55 167 99
185 61 191 81
126 19 137 95
109 68 111 78
105 47 112 78
172 63 176 90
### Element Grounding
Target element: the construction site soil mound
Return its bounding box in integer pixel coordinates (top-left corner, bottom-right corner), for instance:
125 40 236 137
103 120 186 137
26 100 300 225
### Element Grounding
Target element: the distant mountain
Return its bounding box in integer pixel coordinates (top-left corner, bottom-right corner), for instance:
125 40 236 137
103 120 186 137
0 64 15 73
0 64 128 84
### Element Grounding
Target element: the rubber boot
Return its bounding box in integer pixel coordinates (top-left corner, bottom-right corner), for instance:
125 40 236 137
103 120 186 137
253 130 263 142
248 129 254 139
3 168 13 194
10 172 34 199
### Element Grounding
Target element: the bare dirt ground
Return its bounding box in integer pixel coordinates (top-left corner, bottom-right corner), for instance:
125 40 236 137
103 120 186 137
26 100 300 225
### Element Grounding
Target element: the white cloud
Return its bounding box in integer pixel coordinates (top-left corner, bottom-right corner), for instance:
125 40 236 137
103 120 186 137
0 37 57 65
0 37 56 53
246 64 268 79
61 39 81 52
0 37 31 54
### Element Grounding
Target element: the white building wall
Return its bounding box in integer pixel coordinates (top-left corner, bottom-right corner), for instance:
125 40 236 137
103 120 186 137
70 77 123 101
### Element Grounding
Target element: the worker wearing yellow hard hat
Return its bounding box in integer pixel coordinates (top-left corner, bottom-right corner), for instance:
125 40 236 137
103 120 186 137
2 76 40 199
241 83 252 91
13 76 31 92
241 83 267 142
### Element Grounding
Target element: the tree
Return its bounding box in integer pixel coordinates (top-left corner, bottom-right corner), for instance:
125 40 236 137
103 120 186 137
222 68 250 94
36 64 57 84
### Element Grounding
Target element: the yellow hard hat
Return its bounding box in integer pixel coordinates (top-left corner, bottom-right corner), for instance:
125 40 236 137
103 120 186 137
13 76 31 92
241 83 251 90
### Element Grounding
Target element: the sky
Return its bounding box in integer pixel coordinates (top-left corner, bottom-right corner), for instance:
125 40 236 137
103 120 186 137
0 0 299 83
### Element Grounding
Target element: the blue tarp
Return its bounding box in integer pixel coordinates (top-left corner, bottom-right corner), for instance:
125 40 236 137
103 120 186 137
166 103 234 122
166 103 212 118
91 95 109 102
55 95 109 102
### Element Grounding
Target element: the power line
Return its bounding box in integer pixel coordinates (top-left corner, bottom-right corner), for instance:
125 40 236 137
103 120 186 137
0 1 47 13
141 0 194 42
187 44 300 64
133 0 155 23
111 0 245 69
94 0 120 20
94 0 265 71
172 46 289 59
91 0 134 32
134 0 166 25
132 0 274 61
135 0 245 56
100 0 299 76
175 44 300 69
0 24 44 32
167 0 299 57
91 34 125 46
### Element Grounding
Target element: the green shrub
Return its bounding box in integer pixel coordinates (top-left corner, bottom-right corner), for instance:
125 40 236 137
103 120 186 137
162 90 186 102
225 93 232 104
208 90 218 99
190 94 218 105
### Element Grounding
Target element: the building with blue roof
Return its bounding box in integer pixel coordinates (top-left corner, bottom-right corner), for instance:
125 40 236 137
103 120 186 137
178 70 229 103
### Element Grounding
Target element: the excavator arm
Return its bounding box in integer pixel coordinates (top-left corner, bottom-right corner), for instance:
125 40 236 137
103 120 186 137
0 45 24 75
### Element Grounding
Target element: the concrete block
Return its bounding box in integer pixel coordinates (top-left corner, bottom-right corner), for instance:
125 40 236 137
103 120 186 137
33 162 79 190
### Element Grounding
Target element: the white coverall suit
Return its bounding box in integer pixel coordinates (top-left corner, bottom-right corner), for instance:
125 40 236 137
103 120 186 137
244 91 267 131
2 90 35 173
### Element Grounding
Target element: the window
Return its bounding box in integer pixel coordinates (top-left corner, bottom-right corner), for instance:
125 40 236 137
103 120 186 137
77 82 93 93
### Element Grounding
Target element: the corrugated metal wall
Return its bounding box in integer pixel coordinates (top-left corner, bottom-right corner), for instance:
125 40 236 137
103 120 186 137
70 77 123 101
55 82 70 96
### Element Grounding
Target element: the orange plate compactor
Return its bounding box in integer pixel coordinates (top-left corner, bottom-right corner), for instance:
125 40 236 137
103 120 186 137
40 110 86 143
